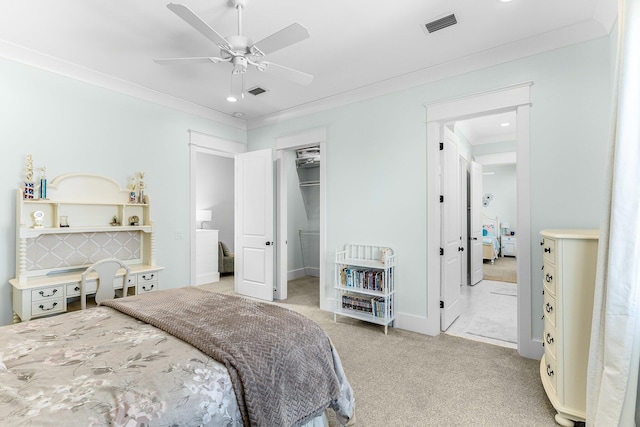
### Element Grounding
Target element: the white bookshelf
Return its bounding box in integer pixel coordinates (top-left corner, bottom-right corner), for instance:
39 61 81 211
334 244 395 335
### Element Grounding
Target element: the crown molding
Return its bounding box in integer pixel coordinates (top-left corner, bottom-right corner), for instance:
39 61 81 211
0 39 246 131
246 18 611 130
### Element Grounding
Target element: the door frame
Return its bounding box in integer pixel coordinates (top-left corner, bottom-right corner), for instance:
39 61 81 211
188 130 246 286
275 128 327 310
426 82 539 359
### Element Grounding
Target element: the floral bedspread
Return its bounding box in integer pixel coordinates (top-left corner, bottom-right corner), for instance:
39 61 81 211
0 307 244 426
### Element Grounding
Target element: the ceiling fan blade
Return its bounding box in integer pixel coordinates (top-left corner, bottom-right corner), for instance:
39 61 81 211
154 56 224 65
252 23 310 55
260 62 313 86
167 3 229 47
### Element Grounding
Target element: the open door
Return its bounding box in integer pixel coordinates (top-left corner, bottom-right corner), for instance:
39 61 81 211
441 127 461 331
235 148 274 301
470 161 483 285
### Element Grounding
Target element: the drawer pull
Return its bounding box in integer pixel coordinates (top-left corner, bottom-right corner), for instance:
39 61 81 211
142 274 155 281
546 333 554 344
545 302 554 313
142 284 155 291
38 302 58 311
545 273 553 283
39 289 58 297
544 247 551 253
74 286 80 292
546 364 554 377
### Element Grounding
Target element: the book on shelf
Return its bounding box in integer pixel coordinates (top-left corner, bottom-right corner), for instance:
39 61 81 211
340 293 391 319
339 267 386 292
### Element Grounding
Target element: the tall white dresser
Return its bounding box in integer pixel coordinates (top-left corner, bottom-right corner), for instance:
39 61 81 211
196 229 219 285
539 229 599 426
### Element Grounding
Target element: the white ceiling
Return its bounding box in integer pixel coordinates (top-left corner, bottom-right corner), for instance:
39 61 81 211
456 111 517 145
0 0 616 129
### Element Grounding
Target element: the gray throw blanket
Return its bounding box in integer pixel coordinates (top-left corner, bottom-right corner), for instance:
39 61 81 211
102 287 342 427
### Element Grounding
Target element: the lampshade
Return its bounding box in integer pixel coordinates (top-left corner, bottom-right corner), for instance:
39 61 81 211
196 210 212 222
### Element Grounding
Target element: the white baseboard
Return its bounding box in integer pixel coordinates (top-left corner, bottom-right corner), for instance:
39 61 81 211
287 268 307 281
304 267 320 277
395 312 439 336
196 272 220 286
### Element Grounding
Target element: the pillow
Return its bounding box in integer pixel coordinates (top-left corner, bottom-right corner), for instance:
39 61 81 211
483 228 488 236
220 241 232 256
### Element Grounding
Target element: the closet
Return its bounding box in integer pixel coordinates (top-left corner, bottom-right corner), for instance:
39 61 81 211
295 147 320 277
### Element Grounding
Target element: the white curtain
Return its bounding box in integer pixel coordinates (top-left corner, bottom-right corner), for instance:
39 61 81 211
587 0 640 425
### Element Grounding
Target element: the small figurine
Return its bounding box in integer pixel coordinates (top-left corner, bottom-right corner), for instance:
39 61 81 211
24 155 35 199
137 171 145 204
111 215 121 226
128 176 137 203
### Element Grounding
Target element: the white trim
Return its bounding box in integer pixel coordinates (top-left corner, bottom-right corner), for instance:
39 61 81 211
474 152 517 166
276 127 327 150
275 128 328 310
426 84 539 358
247 20 607 129
0 40 246 130
287 268 308 281
189 132 246 287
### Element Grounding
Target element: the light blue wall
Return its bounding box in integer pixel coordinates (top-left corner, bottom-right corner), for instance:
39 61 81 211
248 35 613 339
0 57 245 325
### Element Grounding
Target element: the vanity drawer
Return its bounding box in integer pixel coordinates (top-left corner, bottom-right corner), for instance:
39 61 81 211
543 262 557 296
31 286 64 301
542 237 556 263
137 281 157 294
32 298 64 317
543 290 557 327
139 272 158 283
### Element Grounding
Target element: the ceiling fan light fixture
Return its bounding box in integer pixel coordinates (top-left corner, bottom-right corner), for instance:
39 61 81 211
226 95 238 102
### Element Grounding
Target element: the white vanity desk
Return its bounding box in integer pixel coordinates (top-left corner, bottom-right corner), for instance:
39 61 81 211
10 173 163 323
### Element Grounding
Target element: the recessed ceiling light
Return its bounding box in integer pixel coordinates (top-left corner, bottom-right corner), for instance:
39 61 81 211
232 112 245 118
500 122 511 127
498 0 513 3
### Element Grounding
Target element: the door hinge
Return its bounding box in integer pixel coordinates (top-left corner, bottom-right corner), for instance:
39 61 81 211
439 248 444 256
439 142 444 150
440 195 444 203
440 301 444 308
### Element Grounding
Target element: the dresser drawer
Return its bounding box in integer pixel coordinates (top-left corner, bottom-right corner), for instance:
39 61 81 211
542 238 556 263
543 353 558 396
66 280 98 297
139 272 158 283
544 321 558 359
543 262 557 296
137 281 157 294
32 298 64 316
31 286 64 301
543 290 557 327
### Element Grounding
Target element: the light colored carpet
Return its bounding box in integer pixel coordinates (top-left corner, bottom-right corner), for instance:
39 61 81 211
199 275 558 426
484 256 517 283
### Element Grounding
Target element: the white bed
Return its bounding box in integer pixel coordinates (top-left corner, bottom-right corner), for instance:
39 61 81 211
482 215 501 264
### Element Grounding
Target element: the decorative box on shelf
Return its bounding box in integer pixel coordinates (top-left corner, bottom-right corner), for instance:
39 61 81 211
334 244 395 335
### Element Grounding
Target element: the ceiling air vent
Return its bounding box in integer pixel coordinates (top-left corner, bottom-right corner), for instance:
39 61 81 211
425 13 457 33
248 86 267 96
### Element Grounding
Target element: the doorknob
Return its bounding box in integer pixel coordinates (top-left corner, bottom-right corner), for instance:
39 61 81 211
266 241 273 246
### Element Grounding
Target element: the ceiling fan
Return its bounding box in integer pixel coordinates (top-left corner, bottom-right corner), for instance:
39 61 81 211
154 0 313 101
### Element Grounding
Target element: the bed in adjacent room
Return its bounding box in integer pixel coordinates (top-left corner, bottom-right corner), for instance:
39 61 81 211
0 287 354 427
482 215 501 264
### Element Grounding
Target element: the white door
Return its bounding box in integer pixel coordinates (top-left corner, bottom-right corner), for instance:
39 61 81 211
441 127 461 331
235 149 274 301
470 161 484 285
459 157 468 287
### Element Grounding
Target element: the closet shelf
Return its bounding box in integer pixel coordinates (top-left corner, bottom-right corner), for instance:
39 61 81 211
299 180 320 187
